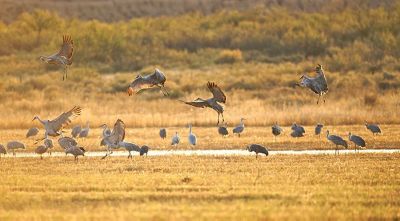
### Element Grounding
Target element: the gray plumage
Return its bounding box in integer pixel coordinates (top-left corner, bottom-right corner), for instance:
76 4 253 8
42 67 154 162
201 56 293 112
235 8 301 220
44 138 54 155
7 141 26 156
290 130 304 138
101 119 126 159
365 123 381 135
326 130 348 154
40 35 74 80
100 124 112 146
65 145 86 161
127 68 168 96
58 137 78 151
26 127 39 138
233 118 245 137
0 144 7 157
140 145 149 156
118 141 141 159
315 124 324 136
291 123 305 138
71 125 81 138
272 122 282 141
78 122 90 138
159 128 167 139
171 132 180 146
247 144 269 158
35 145 48 159
188 124 197 147
218 124 229 137
349 132 366 151
297 64 329 104
180 82 226 125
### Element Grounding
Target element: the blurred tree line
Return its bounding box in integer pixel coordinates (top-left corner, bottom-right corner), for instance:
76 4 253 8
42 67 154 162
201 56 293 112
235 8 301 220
0 5 399 73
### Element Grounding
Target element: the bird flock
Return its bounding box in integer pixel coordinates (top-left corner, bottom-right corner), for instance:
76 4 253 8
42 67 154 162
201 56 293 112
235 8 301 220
0 36 384 159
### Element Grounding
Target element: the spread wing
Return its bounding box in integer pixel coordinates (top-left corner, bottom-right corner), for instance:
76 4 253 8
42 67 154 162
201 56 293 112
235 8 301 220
207 82 226 103
314 65 328 93
49 106 82 132
104 119 126 146
180 98 210 108
127 76 154 95
56 35 74 60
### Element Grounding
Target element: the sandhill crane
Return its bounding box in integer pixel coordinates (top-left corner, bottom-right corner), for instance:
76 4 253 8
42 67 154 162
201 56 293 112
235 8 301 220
218 123 229 137
365 123 381 135
326 130 348 155
127 68 169 96
348 132 366 152
33 106 82 142
99 124 111 146
79 122 90 138
290 130 304 138
118 141 141 159
291 123 305 134
271 122 282 141
71 125 81 138
35 145 48 159
26 127 39 138
44 138 54 155
65 144 85 161
171 132 180 147
247 144 269 158
140 145 149 156
101 119 126 159
296 64 328 104
180 82 226 125
315 124 324 137
58 137 78 150
159 128 167 139
7 141 25 156
188 124 197 148
39 35 74 80
233 118 245 137
0 144 7 157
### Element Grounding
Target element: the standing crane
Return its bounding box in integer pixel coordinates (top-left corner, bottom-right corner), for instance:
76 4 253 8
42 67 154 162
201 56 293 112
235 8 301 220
348 132 366 152
326 130 348 155
171 132 180 147
188 124 197 148
127 68 169 96
315 124 324 137
180 82 226 125
218 123 229 137
159 128 167 139
247 144 269 158
296 64 328 104
365 123 382 135
233 118 245 137
271 122 282 141
39 35 74 80
101 119 126 159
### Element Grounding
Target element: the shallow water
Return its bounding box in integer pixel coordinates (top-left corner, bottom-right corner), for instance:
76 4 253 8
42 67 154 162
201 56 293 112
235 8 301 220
2 149 399 158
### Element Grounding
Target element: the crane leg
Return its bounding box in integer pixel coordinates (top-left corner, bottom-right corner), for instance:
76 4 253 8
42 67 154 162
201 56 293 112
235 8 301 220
221 113 225 123
217 113 220 125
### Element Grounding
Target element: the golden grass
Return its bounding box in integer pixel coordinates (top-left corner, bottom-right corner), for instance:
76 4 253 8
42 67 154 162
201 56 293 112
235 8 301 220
0 154 399 220
1 125 399 153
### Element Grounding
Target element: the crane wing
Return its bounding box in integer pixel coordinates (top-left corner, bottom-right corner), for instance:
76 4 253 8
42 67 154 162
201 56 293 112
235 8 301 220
207 82 226 103
180 98 210 108
104 119 126 146
56 35 74 61
49 106 82 132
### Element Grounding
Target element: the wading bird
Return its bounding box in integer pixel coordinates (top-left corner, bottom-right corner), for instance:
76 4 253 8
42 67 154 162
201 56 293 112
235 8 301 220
365 123 381 135
180 82 226 125
71 125 81 138
326 130 348 155
26 127 39 138
35 145 48 159
159 128 167 139
58 137 78 150
171 132 180 147
233 118 245 137
296 64 328 104
65 144 86 161
218 123 229 137
348 132 366 152
39 35 74 80
7 141 25 156
33 106 82 142
44 138 54 155
100 124 111 146
315 124 324 137
247 144 269 158
127 68 168 96
79 122 90 138
291 123 305 137
188 124 197 148
101 119 126 159
272 122 282 141
0 144 7 157
118 141 141 159
140 145 149 156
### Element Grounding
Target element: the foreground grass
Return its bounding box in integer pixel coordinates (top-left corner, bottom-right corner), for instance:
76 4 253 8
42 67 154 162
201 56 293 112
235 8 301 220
1 125 400 153
0 154 399 220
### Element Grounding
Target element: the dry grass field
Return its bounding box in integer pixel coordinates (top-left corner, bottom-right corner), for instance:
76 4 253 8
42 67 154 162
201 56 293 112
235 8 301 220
0 154 399 220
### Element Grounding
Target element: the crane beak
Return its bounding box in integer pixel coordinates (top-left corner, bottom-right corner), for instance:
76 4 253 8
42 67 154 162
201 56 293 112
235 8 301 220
127 87 134 96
